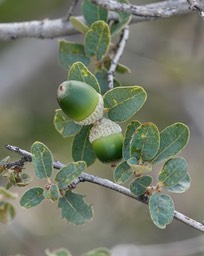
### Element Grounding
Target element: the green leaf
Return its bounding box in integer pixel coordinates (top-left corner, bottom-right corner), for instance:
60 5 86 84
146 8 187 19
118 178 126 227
81 247 111 256
31 141 53 179
58 191 93 225
130 175 152 196
130 122 160 162
95 69 120 94
123 120 141 160
68 62 101 93
165 173 191 193
103 86 147 122
82 0 108 25
72 126 96 167
159 157 188 188
0 202 16 223
85 21 110 61
43 184 59 202
45 248 72 256
59 40 90 70
70 16 89 34
151 123 190 165
149 192 175 229
0 156 10 174
54 109 82 138
55 161 86 190
0 186 18 200
20 187 44 209
114 160 133 184
110 0 132 36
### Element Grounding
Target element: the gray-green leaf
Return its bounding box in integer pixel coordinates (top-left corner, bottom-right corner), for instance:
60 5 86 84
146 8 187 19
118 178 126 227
130 175 152 196
31 141 53 179
103 86 147 122
54 109 82 138
151 123 190 165
114 160 133 184
58 191 93 225
55 161 86 190
149 192 175 229
20 187 44 209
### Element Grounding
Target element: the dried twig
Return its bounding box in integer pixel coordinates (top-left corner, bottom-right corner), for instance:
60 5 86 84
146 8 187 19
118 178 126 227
108 25 129 89
5 144 204 233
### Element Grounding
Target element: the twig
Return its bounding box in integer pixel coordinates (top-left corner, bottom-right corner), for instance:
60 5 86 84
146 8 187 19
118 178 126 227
91 0 200 18
4 144 204 233
0 0 202 41
187 0 204 19
108 25 129 89
64 0 81 21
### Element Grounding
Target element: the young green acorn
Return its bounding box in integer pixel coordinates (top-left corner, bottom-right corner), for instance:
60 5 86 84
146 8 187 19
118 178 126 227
57 80 104 125
89 118 123 163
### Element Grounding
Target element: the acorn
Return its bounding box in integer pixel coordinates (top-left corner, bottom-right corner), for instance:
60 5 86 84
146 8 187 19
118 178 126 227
57 80 104 125
89 118 123 163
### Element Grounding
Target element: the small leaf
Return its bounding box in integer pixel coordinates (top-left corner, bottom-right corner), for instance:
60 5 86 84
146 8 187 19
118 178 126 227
110 0 132 36
31 141 53 179
68 62 101 93
149 192 175 229
55 161 86 190
82 0 108 25
0 202 16 223
70 16 89 34
85 21 110 61
45 248 72 256
158 157 188 188
59 40 90 70
114 160 133 184
127 157 152 175
54 109 82 138
72 126 96 167
103 86 147 122
95 69 120 94
0 186 18 200
165 173 191 193
130 176 152 196
151 123 190 165
81 247 111 256
58 191 93 225
123 120 141 160
130 122 160 162
20 187 44 209
16 173 33 187
43 184 59 201
0 156 10 174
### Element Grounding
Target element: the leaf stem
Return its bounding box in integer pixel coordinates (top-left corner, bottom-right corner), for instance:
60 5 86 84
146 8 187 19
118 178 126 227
5 144 204 233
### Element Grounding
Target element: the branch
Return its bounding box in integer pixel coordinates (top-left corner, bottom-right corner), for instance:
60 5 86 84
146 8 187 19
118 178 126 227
5 144 204 233
187 0 204 19
0 0 203 41
108 25 129 89
92 0 203 18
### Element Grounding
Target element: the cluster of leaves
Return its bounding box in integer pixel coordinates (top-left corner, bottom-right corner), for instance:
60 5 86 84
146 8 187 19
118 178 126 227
59 0 131 94
0 0 191 231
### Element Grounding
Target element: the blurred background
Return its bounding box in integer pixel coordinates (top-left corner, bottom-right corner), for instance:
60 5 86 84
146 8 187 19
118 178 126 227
1 0 204 255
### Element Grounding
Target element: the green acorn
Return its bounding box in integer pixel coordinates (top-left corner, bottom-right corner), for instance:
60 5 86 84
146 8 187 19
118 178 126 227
89 118 123 163
57 80 104 125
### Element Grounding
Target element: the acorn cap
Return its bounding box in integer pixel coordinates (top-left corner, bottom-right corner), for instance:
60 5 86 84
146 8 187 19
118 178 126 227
89 118 122 143
57 80 104 125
